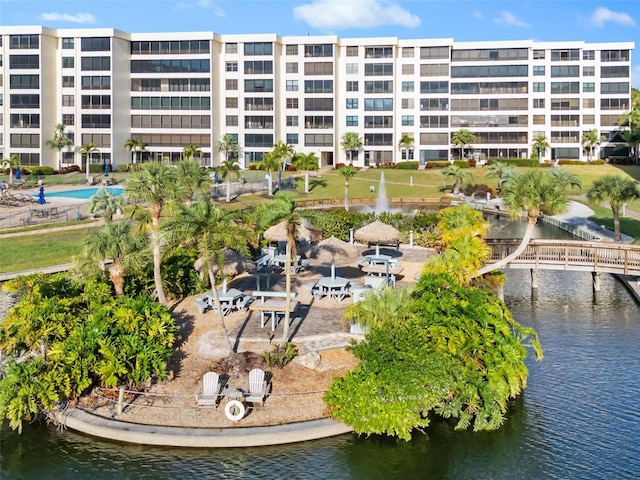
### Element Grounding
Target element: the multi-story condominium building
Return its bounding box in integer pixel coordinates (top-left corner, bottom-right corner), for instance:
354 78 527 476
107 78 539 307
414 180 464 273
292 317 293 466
0 26 634 170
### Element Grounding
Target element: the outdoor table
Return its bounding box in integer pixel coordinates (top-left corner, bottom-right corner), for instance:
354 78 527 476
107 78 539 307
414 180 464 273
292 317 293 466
217 288 245 315
271 254 301 271
318 276 351 301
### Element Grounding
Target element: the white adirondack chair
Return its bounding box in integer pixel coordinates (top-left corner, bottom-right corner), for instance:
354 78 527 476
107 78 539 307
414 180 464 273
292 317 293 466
244 368 268 406
195 371 221 407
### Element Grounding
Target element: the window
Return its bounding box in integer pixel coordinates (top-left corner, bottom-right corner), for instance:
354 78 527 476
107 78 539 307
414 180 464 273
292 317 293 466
304 79 333 93
533 82 545 92
364 133 393 146
533 66 545 76
62 114 74 126
244 79 273 92
10 133 40 148
244 42 273 56
402 47 414 58
601 98 630 110
9 54 39 69
583 98 595 108
226 79 238 90
401 81 414 92
601 50 629 62
402 98 414 109
582 50 595 60
62 76 74 88
550 66 579 77
226 97 238 108
62 38 74 49
81 37 110 52
226 61 238 72
304 115 333 129
451 65 528 78
81 94 111 109
83 75 111 90
130 40 210 55
304 98 333 111
420 98 449 111
9 74 39 89
81 56 110 71
601 66 629 78
420 46 449 59
583 66 595 77
62 95 74 107
225 43 238 54
533 49 545 60
346 98 358 109
419 115 448 128
364 98 393 111
533 98 545 108
244 133 273 147
364 63 393 76
286 62 298 73
304 134 333 146
365 46 393 59
346 81 358 92
286 98 298 109
583 114 595 125
286 115 298 126
420 63 448 77
420 81 449 94
600 114 624 126
244 60 273 74
304 44 333 57
583 82 595 93
304 62 333 75
551 115 579 127
420 133 449 145
9 35 39 49
62 57 74 68
550 82 579 94
286 80 298 91
346 46 359 57
286 44 298 55
10 113 40 128
346 116 358 126
10 94 39 108
226 115 238 126
550 98 579 110
364 80 393 93
364 115 393 128
286 133 298 145
346 63 358 75
245 97 273 111
533 115 545 125
451 82 528 95
401 115 414 126
550 49 580 61
131 59 210 73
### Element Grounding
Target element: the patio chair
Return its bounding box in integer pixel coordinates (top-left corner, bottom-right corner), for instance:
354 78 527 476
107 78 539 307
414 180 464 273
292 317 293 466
237 295 254 311
244 368 268 406
195 294 211 314
195 371 222 407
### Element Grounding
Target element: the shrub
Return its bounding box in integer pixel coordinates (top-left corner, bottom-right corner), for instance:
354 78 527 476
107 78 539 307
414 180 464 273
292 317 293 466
468 158 477 168
557 159 586 165
396 161 419 170
453 160 470 169
286 164 297 172
334 163 346 169
88 164 104 174
58 165 81 174
117 164 130 173
589 159 606 165
608 156 633 165
462 183 499 198
29 166 55 175
247 162 259 170
264 342 298 367
486 158 539 167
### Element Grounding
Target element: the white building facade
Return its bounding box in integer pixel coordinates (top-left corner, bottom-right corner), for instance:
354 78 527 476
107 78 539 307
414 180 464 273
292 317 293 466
0 26 634 169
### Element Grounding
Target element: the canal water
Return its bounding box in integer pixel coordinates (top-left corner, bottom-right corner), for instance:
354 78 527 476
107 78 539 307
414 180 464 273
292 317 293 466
2 219 639 479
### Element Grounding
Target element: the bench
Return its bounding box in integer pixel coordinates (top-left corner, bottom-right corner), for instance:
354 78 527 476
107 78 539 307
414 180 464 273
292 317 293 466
255 254 273 271
306 282 325 300
249 291 299 331
367 241 399 249
195 293 213 314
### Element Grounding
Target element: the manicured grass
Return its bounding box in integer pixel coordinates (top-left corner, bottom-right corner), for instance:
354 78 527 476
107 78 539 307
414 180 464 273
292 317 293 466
0 227 98 273
0 218 99 235
585 203 640 244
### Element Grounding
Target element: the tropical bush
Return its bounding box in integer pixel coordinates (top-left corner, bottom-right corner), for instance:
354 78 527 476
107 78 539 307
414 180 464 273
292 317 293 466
324 274 542 441
396 161 419 170
424 161 450 169
0 274 177 432
263 342 298 367
486 158 539 167
453 160 470 168
29 166 55 176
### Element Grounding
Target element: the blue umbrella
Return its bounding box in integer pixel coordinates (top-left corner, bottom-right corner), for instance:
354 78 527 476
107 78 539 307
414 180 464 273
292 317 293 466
37 186 45 205
15 166 21 180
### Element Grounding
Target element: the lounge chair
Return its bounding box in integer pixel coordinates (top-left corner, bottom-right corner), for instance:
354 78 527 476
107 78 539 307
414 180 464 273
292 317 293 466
244 368 268 406
195 371 222 407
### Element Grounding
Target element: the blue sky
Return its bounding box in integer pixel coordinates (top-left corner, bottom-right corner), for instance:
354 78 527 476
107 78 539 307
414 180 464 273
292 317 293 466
2 0 638 86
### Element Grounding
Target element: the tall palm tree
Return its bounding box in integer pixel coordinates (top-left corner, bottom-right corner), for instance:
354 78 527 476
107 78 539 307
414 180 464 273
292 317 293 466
176 159 211 205
397 133 414 161
77 221 146 296
79 143 100 185
582 129 604 162
477 169 581 275
216 134 240 168
340 132 363 165
258 151 281 196
165 201 253 349
88 188 125 222
292 152 319 194
338 165 357 211
451 129 476 160
531 135 550 162
124 137 145 165
442 164 471 195
45 123 74 171
621 130 640 165
126 163 181 306
182 145 203 164
2 154 21 185
587 175 640 241
272 141 295 190
217 158 241 202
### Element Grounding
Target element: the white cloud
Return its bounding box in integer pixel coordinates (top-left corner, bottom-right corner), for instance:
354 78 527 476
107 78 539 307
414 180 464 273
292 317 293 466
472 11 483 20
40 12 96 24
175 0 225 16
293 0 420 30
492 11 529 28
589 7 635 27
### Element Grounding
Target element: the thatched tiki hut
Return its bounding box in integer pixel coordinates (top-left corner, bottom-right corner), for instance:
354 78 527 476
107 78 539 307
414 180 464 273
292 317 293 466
310 236 361 265
354 220 401 256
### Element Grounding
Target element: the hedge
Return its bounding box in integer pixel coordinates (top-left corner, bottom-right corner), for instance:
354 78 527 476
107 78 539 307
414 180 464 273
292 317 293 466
29 166 55 175
486 158 540 167
396 161 419 170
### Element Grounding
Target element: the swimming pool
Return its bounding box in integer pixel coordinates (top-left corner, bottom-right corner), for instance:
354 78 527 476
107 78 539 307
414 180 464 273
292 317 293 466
34 186 125 200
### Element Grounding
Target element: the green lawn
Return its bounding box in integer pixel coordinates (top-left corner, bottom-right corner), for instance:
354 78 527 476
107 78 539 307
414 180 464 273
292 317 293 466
0 227 98 273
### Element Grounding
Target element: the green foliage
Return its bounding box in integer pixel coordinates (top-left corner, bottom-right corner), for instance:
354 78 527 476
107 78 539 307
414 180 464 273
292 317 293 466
263 342 298 367
29 166 55 176
486 158 540 167
453 160 470 168
0 274 177 431
310 208 371 240
88 164 104 174
396 161 419 170
325 274 542 441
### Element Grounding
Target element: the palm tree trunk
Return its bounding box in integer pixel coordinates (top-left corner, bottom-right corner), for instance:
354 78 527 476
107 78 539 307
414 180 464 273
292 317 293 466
268 174 274 196
226 179 231 202
344 181 350 211
151 213 167 306
612 208 621 241
282 240 292 343
304 171 310 194
109 261 125 296
476 217 537 275
208 267 232 351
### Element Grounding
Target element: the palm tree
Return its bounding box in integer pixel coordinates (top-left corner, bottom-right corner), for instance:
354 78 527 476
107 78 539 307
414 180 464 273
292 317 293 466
292 152 319 194
486 162 519 188
621 130 640 165
79 143 100 185
218 158 241 202
442 164 471 195
88 188 125 222
182 145 203 164
397 133 414 162
587 175 640 241
258 151 280 196
341 132 363 165
176 160 212 205
582 129 604 162
272 141 295 190
217 134 240 168
531 135 550 162
77 221 146 296
124 137 145 165
2 154 21 185
126 163 182 306
165 201 253 349
338 165 357 211
45 123 73 171
476 169 581 275
451 129 476 160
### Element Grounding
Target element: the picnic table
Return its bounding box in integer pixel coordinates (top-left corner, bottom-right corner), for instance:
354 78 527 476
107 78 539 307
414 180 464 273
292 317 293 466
249 291 299 331
317 276 351 301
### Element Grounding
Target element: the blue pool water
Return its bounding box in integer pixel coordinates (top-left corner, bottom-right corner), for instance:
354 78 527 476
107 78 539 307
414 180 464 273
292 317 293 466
33 186 125 200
